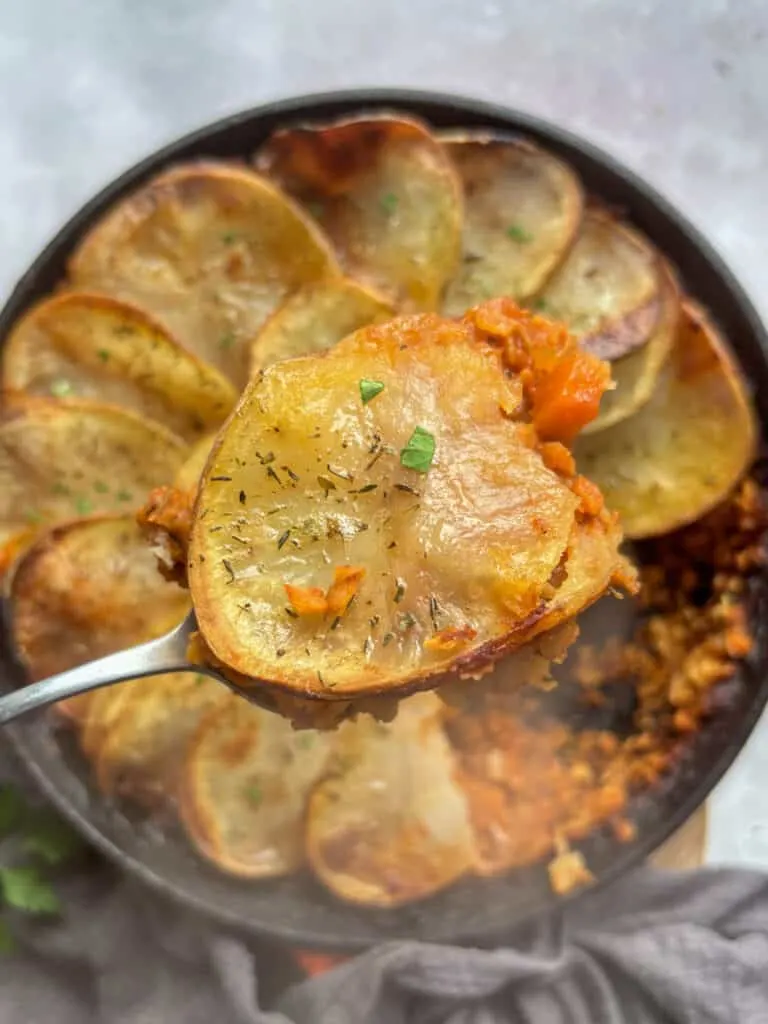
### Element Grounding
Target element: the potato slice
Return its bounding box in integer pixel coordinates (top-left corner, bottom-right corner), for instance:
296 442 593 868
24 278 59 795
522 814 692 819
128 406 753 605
441 134 583 315
95 673 226 804
0 395 186 538
585 261 679 434
1 292 237 441
180 696 331 878
255 115 462 309
306 692 473 906
533 209 661 362
174 432 217 495
9 516 190 723
250 278 393 372
189 302 626 703
574 300 757 539
69 162 338 385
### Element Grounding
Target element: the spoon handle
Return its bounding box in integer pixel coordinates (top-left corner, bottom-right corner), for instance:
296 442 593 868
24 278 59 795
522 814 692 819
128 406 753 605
0 621 192 724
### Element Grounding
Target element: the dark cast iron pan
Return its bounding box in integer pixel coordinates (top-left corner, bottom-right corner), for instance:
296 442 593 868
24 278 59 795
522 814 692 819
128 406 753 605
0 89 767 951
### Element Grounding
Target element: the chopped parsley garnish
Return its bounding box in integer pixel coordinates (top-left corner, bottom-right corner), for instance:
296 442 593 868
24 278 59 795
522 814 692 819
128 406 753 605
219 331 236 350
277 529 291 550
74 497 93 516
506 224 533 243
221 231 238 244
360 379 385 404
116 489 133 503
51 482 69 496
49 379 72 398
24 511 42 525
0 867 60 915
380 192 399 216
355 483 378 494
532 297 551 312
97 349 110 362
245 784 262 807
400 426 435 474
92 481 109 494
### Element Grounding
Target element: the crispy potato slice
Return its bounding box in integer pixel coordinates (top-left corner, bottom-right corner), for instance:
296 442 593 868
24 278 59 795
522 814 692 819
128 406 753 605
0 395 186 538
95 673 226 804
69 162 338 385
189 302 626 703
1 293 236 441
533 209 661 362
180 696 331 878
174 432 218 495
441 134 583 314
574 300 757 539
255 115 462 309
584 262 679 434
9 516 190 723
250 278 393 372
306 692 473 906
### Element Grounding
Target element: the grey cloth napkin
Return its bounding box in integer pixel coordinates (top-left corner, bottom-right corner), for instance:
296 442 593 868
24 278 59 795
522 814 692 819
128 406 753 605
0 858 766 1023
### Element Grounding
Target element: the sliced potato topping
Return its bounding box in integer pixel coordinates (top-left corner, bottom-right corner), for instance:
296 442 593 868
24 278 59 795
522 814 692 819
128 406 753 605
180 696 331 878
441 134 583 314
69 162 338 385
9 516 190 721
173 432 218 496
0 394 186 540
250 278 394 373
2 292 236 441
189 300 626 701
306 692 474 906
256 115 462 310
574 300 757 539
533 208 661 361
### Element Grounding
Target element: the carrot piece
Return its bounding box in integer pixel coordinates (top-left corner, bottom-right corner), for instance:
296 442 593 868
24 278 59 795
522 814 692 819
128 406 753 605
532 352 611 442
284 584 328 616
326 565 365 615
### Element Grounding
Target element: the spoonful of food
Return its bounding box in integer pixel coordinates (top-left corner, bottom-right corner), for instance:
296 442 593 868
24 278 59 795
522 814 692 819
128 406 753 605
1 301 633 728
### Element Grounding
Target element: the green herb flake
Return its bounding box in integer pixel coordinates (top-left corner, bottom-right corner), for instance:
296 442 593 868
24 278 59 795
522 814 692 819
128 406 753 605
359 379 385 404
0 866 60 915
277 529 291 550
24 510 43 526
92 481 109 494
532 297 551 313
97 349 110 362
245 784 262 807
0 786 23 837
49 379 73 398
506 224 533 243
74 497 93 517
400 426 436 474
221 231 238 244
297 735 314 750
21 815 83 866
116 490 133 503
355 483 378 494
380 192 399 216
219 331 236 351
51 482 70 496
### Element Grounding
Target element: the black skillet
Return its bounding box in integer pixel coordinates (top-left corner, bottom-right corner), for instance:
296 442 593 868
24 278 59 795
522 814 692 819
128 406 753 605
1 89 767 951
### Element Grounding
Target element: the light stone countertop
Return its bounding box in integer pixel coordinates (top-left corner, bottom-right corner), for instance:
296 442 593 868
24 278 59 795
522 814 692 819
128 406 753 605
0 0 767 865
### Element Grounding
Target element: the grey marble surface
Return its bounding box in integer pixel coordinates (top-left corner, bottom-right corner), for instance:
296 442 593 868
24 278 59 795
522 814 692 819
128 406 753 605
0 0 767 866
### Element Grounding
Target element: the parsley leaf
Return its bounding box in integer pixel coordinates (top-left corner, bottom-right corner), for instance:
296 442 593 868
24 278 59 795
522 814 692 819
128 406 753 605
49 379 73 398
97 349 110 362
0 867 61 915
116 490 133 503
74 496 93 517
380 192 398 215
245 784 262 807
506 224 533 243
359 379 385 404
21 815 83 866
219 332 236 351
400 426 435 474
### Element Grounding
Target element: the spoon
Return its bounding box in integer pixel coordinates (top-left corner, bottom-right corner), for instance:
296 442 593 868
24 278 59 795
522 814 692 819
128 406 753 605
0 610 252 724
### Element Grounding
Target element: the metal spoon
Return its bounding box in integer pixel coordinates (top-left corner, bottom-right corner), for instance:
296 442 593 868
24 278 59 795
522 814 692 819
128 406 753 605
0 610 250 724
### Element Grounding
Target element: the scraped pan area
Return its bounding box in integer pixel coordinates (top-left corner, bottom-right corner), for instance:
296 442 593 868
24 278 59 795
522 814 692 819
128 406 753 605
1 90 767 950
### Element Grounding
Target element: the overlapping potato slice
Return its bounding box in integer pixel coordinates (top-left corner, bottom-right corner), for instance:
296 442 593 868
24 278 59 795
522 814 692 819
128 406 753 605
1 293 237 441
69 162 338 385
95 673 226 804
255 115 462 309
574 300 757 539
9 516 190 722
533 209 661 363
250 278 393 372
189 302 627 703
174 431 218 495
0 395 186 540
180 696 331 878
306 692 473 906
441 134 583 315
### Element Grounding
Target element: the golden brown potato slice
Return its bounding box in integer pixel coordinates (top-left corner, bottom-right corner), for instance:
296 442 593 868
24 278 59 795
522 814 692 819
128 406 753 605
174 432 218 495
0 395 186 539
189 301 627 704
255 115 462 309
533 209 661 362
69 162 338 385
1 293 237 441
95 673 227 804
250 278 394 372
585 261 680 434
9 516 190 723
574 300 757 539
441 134 583 315
306 692 473 906
180 696 331 878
